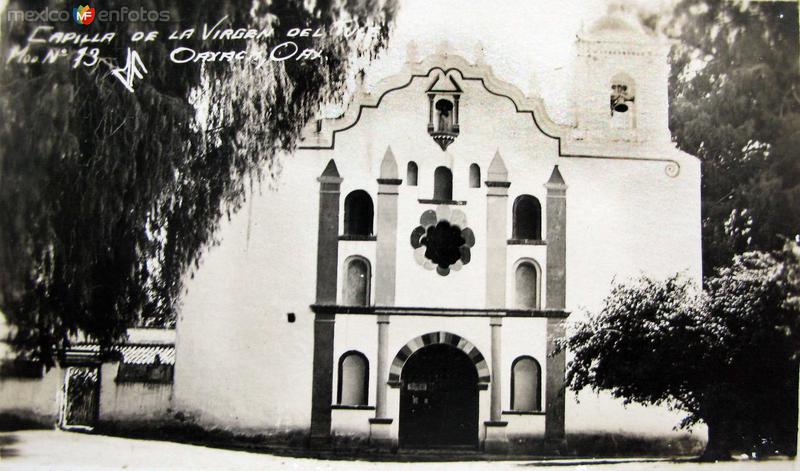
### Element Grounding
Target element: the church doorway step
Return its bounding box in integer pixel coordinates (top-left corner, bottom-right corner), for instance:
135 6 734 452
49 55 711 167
399 343 479 449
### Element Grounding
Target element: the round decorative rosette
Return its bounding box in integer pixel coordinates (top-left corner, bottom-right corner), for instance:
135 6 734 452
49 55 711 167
410 206 475 276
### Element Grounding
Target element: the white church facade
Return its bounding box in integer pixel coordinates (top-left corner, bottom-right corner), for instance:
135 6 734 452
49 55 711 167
0 10 702 453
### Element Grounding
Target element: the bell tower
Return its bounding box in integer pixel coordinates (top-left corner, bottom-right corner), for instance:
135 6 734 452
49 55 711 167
572 4 671 144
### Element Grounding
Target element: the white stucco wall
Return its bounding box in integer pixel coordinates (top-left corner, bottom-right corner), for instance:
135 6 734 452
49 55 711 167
172 53 702 441
0 367 62 424
99 363 172 423
172 155 321 434
0 363 174 427
0 317 176 428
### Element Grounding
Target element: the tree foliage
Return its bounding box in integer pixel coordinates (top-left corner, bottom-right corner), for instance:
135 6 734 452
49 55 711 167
668 0 800 273
563 241 800 459
663 2 800 456
0 0 395 365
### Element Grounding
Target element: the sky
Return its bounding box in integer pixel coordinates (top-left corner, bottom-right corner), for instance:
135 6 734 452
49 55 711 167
359 0 674 124
0 0 674 123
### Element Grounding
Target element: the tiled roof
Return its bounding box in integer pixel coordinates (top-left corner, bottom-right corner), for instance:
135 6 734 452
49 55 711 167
118 345 175 365
67 343 175 365
69 344 101 353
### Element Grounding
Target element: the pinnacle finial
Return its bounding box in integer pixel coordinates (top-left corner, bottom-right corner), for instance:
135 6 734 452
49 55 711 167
474 41 486 65
528 72 542 97
380 147 398 179
320 159 340 178
487 150 508 182
406 40 419 64
547 165 566 186
436 40 451 56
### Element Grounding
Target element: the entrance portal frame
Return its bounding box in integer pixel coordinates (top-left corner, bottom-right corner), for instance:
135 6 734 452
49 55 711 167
388 331 490 385
381 331 491 448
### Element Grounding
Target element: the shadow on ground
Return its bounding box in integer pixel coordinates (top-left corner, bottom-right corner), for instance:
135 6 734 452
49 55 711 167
514 458 695 467
0 433 19 458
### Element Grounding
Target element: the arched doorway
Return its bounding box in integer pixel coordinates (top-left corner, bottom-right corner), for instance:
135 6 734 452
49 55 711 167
399 344 479 449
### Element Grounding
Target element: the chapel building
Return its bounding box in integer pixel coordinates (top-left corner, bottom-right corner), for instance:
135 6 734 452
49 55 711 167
0 8 701 453
170 8 701 452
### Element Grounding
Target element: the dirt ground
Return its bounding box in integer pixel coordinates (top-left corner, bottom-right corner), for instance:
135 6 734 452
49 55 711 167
0 430 796 470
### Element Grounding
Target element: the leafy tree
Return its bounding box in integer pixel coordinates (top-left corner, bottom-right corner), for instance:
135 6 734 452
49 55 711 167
0 0 395 366
664 0 800 457
668 0 800 274
562 242 800 460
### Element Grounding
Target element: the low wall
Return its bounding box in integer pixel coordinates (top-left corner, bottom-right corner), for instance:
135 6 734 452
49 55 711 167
99 362 173 422
1 361 173 430
0 365 62 429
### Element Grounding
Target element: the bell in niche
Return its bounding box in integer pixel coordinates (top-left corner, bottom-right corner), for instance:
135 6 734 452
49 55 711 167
426 72 462 151
436 99 454 133
610 83 634 115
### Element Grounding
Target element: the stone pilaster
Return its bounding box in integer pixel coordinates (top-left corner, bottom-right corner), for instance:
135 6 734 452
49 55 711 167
375 147 401 306
375 316 390 418
370 314 394 449
484 151 510 453
310 160 342 448
371 148 401 449
310 311 336 448
485 151 510 308
489 317 503 422
544 165 567 453
315 160 343 304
